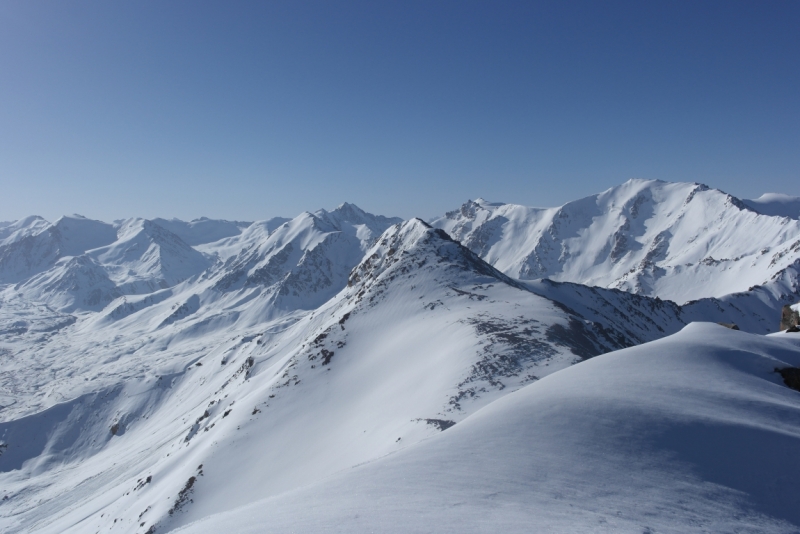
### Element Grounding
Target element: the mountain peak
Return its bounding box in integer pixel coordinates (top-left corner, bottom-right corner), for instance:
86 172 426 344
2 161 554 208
473 198 505 208
347 218 514 293
334 201 365 214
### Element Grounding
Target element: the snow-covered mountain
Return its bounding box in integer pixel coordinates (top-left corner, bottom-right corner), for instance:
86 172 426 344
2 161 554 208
149 218 252 247
432 179 800 333
15 255 121 312
0 215 118 284
1 185 799 533
204 203 402 313
0 217 212 312
433 179 800 302
87 218 210 294
0 216 51 247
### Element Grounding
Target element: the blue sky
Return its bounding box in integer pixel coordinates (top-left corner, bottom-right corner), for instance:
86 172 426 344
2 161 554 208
1 1 798 222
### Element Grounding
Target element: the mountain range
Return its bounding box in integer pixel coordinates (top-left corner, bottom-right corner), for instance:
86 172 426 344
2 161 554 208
1 179 799 533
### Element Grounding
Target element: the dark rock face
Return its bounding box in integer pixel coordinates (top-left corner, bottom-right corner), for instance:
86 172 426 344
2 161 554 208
717 323 740 330
776 367 800 392
421 419 456 431
780 305 800 331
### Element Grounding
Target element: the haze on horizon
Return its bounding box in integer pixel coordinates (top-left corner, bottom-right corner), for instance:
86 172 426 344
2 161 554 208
0 1 797 223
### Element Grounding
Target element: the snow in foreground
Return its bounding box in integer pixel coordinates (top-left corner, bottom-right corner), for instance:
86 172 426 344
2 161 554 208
176 323 800 534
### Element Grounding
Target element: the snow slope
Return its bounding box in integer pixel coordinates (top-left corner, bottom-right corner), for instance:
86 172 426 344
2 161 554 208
15 255 122 312
0 216 51 247
176 323 800 534
432 179 800 305
744 193 800 219
150 218 252 247
88 219 210 293
203 203 402 313
0 219 699 534
0 218 211 312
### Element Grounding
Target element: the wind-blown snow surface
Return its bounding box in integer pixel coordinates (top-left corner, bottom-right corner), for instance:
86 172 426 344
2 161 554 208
432 179 800 306
174 323 800 534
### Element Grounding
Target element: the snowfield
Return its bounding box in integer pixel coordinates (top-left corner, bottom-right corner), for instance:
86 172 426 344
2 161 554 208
174 323 800 534
0 181 799 533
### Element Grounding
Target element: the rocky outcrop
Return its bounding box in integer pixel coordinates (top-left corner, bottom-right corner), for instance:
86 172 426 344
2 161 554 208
780 305 800 331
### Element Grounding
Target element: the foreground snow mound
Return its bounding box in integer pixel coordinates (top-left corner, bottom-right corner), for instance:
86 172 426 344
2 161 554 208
176 323 800 534
433 179 800 306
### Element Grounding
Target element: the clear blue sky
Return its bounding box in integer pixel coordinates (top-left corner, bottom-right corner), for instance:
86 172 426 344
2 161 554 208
1 1 798 222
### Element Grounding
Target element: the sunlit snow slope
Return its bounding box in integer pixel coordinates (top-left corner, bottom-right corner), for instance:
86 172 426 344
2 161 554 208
433 179 800 306
176 323 800 534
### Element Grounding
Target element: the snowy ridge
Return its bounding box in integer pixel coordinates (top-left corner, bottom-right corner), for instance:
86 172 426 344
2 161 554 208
433 179 800 304
150 218 252 247
0 218 210 312
16 255 121 313
0 216 51 247
88 218 210 293
0 215 119 285
175 324 800 534
743 193 800 219
205 204 402 312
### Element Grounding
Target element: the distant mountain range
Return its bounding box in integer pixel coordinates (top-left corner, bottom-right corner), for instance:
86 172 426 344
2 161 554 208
1 180 799 533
